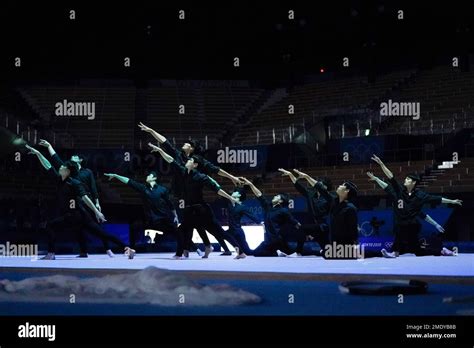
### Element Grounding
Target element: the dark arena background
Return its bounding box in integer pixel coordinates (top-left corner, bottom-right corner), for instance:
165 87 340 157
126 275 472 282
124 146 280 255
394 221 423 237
0 1 473 346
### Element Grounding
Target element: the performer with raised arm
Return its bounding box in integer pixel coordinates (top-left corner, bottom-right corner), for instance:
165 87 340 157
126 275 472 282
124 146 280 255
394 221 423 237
39 139 101 212
140 122 239 256
239 177 301 257
138 122 242 185
25 145 135 260
368 154 461 257
103 171 183 252
149 143 248 259
223 187 262 256
279 168 331 256
292 169 360 259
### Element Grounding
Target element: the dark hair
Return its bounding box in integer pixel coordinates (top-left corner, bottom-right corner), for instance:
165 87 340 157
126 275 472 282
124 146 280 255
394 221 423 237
63 160 79 177
233 187 247 201
318 177 333 191
187 139 203 155
407 173 421 185
187 155 200 167
277 192 290 207
71 153 85 161
343 181 358 201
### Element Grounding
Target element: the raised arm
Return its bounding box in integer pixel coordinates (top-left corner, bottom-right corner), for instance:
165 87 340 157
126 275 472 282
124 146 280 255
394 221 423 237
217 168 244 186
239 177 262 197
371 154 394 179
218 189 239 205
367 171 389 189
38 139 57 157
293 169 317 187
138 122 167 144
278 168 298 184
25 145 52 171
149 143 174 163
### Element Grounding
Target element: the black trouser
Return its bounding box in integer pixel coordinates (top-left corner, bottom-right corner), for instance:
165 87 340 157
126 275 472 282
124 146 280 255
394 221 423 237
47 209 126 253
226 227 252 255
296 223 330 255
253 237 293 257
46 211 82 253
393 222 442 256
176 204 239 256
79 209 127 251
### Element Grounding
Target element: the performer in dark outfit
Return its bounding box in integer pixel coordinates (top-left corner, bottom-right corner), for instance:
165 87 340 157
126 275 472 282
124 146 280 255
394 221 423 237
104 171 182 250
25 145 135 260
224 187 261 255
39 139 101 211
140 122 243 256
149 144 247 259
279 168 331 256
368 154 461 257
239 177 301 257
39 139 102 257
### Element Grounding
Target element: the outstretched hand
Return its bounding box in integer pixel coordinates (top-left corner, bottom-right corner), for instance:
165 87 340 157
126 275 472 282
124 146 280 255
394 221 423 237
371 154 383 165
293 169 306 178
366 171 376 181
38 139 51 148
104 173 115 181
95 211 107 223
230 176 245 186
138 122 152 132
148 142 160 152
25 144 39 155
238 177 251 185
278 168 292 176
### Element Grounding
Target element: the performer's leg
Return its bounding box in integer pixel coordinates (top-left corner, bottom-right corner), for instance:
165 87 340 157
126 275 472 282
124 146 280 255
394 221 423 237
200 204 231 253
42 213 78 259
276 238 293 255
196 226 211 247
76 228 88 255
415 233 443 256
80 210 134 257
198 204 230 252
231 227 252 255
253 240 277 257
129 219 145 248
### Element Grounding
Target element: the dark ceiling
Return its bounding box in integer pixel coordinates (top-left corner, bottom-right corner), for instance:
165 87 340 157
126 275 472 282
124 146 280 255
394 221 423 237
0 1 473 81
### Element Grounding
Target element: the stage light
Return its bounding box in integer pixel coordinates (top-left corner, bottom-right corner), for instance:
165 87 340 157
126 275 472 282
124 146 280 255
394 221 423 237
320 68 325 73
365 129 371 136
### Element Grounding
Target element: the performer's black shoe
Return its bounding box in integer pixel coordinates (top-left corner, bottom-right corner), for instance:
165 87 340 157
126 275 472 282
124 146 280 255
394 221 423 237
220 251 232 256
76 253 88 258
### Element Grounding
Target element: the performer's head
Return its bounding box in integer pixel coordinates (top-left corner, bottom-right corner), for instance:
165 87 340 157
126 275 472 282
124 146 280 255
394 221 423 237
182 139 202 156
231 187 247 202
404 173 420 190
318 177 333 191
185 156 199 170
146 171 158 185
70 153 85 165
59 160 79 180
272 192 290 207
337 181 358 201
